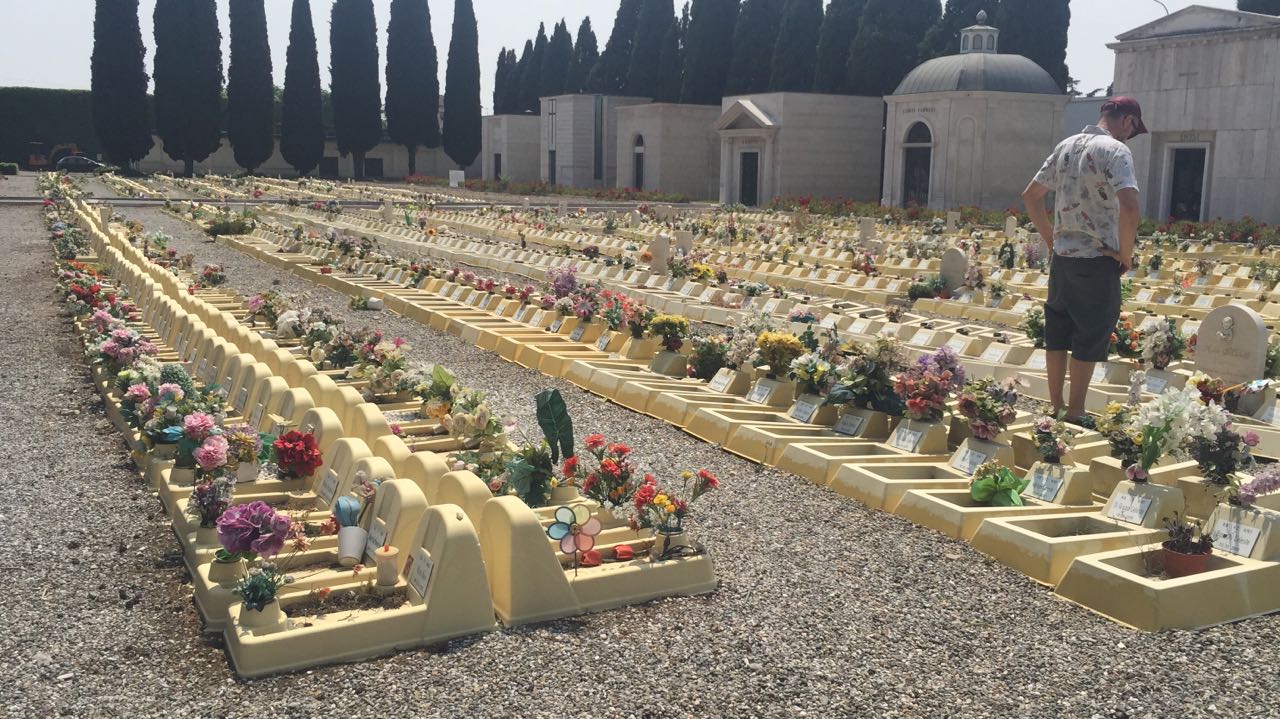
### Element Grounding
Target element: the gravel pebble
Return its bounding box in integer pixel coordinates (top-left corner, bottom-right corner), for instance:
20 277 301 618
0 174 1277 717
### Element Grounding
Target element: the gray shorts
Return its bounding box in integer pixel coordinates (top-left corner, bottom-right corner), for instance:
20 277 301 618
1044 255 1122 363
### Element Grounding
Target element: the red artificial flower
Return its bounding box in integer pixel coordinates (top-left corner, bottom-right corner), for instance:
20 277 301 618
562 455 579 476
584 434 606 451
697 468 720 489
606 442 631 456
633 481 656 509
273 431 323 478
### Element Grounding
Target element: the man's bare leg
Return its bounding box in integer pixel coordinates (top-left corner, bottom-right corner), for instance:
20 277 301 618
1068 357 1094 421
1046 350 1069 415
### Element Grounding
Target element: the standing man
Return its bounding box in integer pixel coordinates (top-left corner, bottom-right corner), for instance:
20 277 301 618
1021 96 1147 424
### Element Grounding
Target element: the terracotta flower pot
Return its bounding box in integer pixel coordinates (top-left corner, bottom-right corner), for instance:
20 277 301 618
1161 544 1211 578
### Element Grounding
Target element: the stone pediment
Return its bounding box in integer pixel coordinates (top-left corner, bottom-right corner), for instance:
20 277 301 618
714 100 778 132
1114 4 1280 43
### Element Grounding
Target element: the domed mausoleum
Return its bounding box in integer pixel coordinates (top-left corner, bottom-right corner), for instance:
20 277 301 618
882 11 1068 210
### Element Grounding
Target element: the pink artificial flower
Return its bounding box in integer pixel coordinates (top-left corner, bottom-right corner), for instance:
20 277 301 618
1124 463 1149 482
156 383 184 402
1244 432 1260 448
183 412 216 441
193 435 229 471
124 383 152 404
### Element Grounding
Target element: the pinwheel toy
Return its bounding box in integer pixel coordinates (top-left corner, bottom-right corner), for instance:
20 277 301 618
546 504 602 575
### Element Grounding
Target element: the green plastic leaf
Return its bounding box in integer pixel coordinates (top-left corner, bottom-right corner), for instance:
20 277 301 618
535 389 574 463
971 467 1028 507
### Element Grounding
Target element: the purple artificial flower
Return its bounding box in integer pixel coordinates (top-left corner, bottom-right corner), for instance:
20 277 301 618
193 435 229 471
216 501 292 558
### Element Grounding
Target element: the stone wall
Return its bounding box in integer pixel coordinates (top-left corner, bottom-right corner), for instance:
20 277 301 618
480 115 541 183
540 94 651 189
615 103 721 200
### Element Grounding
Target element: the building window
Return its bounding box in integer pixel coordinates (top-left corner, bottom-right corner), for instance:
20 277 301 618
961 35 969 51
547 99 556 150
493 153 502 180
973 34 983 51
632 135 645 190
989 34 996 51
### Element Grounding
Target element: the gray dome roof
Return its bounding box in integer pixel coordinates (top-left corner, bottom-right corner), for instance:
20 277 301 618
894 53 1062 96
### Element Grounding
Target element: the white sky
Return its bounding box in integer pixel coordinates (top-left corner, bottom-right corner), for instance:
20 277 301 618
0 0 1240 111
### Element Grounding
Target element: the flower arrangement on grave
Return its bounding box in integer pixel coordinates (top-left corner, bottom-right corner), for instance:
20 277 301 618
225 423 265 469
444 389 509 453
1140 318 1186 370
628 469 719 559
582 244 601 260
1123 386 1227 482
688 334 730 381
546 265 579 298
347 337 413 396
217 501 292 562
648 314 689 352
737 281 770 297
955 377 1019 441
200 264 227 286
245 291 288 327
1110 314 1142 360
233 560 293 613
569 434 640 509
1186 372 1228 406
997 240 1016 270
1020 306 1046 348
1266 340 1280 381
186 475 234 528
1032 416 1074 464
1097 402 1142 469
1236 464 1280 507
410 364 458 420
725 312 774 370
755 331 805 379
894 347 966 422
93 327 158 372
788 352 834 396
1188 418 1258 486
963 264 985 291
968 460 1029 507
787 307 819 324
271 430 323 480
826 337 904 414
690 262 715 282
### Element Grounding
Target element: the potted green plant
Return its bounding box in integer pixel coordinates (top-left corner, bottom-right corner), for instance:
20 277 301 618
1161 514 1213 578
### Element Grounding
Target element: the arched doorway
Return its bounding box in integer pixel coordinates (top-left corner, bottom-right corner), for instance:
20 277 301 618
902 121 933 207
632 136 645 190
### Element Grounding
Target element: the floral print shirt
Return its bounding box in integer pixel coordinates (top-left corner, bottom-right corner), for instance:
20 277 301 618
1033 125 1139 258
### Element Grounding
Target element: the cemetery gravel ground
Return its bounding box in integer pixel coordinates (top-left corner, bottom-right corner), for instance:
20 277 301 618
0 175 1278 718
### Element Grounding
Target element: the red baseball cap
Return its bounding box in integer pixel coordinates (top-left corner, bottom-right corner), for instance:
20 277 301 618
1102 96 1148 136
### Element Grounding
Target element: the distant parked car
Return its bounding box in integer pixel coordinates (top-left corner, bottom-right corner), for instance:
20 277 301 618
56 155 104 173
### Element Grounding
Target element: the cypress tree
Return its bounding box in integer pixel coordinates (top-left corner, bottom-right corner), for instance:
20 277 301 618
541 21 575 98
521 23 549 110
493 48 512 113
586 0 642 93
812 0 865 93
998 0 1069 91
627 0 675 98
724 0 785 95
512 40 536 112
386 0 440 176
768 0 822 91
281 0 324 175
1239 0 1280 14
442 0 482 168
655 14 683 102
566 18 599 94
679 0 739 105
919 0 992 62
329 0 382 179
91 0 154 166
153 0 223 177
845 0 940 97
227 0 275 173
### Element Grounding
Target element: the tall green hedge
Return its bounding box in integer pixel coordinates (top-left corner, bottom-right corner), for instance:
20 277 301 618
0 88 105 166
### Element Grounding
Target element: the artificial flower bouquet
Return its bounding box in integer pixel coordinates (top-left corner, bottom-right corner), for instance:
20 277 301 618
754 331 805 378
825 337 903 414
1123 386 1228 482
649 314 690 352
688 334 730 381
969 460 1029 507
1141 317 1187 370
410 364 458 420
1111 313 1141 360
271 430 323 480
788 352 834 396
628 468 720 534
894 347 966 422
1032 416 1073 464
955 377 1019 441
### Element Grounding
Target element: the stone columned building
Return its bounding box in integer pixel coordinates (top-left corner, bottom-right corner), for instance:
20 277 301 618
882 11 1067 210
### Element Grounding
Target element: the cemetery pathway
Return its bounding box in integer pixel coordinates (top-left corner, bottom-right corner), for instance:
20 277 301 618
2 185 1277 716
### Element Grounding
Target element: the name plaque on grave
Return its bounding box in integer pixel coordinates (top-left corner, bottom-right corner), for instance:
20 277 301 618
1106 492 1152 525
832 413 865 436
1212 520 1262 557
1025 464 1065 502
890 426 923 452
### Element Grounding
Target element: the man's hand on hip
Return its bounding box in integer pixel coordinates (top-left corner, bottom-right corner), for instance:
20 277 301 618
1099 247 1131 273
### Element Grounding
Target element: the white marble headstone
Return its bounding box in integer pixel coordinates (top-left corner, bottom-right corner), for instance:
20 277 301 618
940 247 968 292
946 211 961 233
859 217 876 240
1194 305 1268 385
648 233 672 275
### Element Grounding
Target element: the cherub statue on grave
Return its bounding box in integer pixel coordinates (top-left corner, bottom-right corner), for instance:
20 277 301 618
1128 368 1147 405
